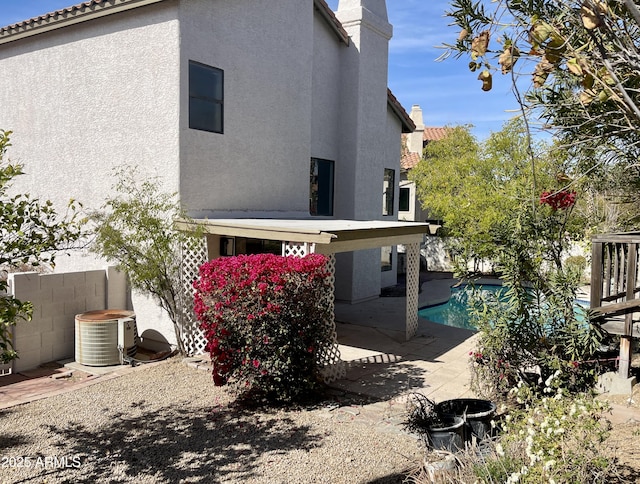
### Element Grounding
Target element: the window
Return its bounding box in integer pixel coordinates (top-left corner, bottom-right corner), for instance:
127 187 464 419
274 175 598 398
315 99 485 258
383 168 395 216
189 60 223 133
310 158 334 216
399 187 410 212
235 238 282 256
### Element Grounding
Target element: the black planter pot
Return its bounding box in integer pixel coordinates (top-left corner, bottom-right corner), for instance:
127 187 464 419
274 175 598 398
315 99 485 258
425 415 466 452
435 398 497 441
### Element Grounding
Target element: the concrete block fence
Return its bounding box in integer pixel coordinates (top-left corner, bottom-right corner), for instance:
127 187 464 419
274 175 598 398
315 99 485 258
6 267 128 372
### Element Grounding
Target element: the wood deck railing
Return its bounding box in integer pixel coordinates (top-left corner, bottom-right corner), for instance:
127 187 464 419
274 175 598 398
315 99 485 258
590 232 640 378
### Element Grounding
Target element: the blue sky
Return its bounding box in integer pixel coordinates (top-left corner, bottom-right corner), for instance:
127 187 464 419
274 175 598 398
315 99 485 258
1 0 521 140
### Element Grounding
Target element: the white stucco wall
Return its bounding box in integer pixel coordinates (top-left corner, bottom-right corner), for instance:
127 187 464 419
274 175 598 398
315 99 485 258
178 0 313 217
311 13 343 164
0 1 181 264
399 178 430 223
380 107 402 289
0 1 181 343
333 1 397 302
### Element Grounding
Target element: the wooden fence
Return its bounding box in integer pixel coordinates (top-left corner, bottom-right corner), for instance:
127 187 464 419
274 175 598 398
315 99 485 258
590 232 640 378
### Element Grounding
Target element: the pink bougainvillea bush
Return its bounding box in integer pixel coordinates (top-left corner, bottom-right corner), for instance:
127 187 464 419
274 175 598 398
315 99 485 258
193 253 334 402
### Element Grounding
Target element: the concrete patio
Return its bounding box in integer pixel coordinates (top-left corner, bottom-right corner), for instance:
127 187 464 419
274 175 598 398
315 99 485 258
331 274 478 403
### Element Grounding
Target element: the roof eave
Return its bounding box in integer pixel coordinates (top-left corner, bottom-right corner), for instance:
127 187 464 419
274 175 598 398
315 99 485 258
387 89 416 133
313 0 349 46
0 0 168 45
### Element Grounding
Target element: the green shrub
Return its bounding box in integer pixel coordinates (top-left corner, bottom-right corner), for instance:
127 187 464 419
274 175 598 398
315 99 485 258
1 130 83 363
455 378 616 483
565 255 588 281
90 167 202 355
468 272 603 401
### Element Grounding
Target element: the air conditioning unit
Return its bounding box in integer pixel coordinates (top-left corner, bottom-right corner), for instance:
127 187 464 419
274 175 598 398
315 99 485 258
75 310 137 366
118 317 136 364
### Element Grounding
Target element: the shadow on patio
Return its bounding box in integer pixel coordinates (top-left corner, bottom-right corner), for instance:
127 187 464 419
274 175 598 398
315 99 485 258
331 275 479 402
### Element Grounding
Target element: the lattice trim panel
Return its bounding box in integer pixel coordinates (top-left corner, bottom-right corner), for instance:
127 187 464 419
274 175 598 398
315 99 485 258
284 242 315 257
316 254 346 382
179 236 209 356
405 242 420 340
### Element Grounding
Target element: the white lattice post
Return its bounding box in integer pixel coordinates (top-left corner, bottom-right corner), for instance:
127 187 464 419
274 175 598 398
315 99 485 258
180 235 209 356
286 244 343 381
316 254 345 382
284 242 314 257
405 241 420 341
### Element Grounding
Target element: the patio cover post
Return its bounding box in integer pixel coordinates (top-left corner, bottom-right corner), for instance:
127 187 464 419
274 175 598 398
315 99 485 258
405 241 420 340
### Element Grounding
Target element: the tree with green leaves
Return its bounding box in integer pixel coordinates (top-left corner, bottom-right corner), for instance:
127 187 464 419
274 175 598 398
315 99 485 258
441 0 640 231
410 120 580 270
411 120 601 397
1 130 83 363
90 168 202 355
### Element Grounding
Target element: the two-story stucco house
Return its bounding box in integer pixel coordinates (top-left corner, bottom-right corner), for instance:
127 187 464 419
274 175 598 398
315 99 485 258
0 0 421 352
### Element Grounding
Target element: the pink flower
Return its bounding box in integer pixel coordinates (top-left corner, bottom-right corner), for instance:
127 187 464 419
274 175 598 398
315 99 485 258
540 190 577 210
252 359 260 368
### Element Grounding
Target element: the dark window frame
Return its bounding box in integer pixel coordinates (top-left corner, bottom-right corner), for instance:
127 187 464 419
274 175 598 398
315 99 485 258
310 158 335 216
399 187 410 212
383 168 395 216
189 60 224 134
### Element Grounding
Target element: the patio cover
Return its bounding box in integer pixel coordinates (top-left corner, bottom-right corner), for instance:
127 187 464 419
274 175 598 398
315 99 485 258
176 218 427 253
175 218 429 340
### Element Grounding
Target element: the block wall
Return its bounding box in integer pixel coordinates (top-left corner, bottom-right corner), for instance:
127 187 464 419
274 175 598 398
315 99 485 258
7 268 126 372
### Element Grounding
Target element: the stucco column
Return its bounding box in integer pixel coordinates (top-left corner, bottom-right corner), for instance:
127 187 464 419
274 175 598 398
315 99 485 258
405 241 420 340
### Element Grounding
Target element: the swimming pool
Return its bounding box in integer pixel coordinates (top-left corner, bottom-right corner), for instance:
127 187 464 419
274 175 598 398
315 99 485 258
418 285 500 331
418 285 589 331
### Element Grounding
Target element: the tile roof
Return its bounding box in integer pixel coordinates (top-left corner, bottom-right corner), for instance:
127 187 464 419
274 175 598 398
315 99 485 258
401 151 421 170
423 127 451 142
401 126 452 170
0 0 350 46
0 0 166 44
0 0 105 33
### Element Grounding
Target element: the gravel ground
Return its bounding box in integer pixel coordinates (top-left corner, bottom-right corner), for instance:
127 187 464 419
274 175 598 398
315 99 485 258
0 357 421 484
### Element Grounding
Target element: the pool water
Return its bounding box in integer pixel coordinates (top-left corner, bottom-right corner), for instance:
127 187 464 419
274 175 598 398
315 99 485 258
418 285 589 331
418 285 501 331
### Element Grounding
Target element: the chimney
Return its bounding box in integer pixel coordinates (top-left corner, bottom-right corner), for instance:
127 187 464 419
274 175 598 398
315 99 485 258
407 105 425 154
337 0 392 44
335 0 392 220
332 0 394 303
337 0 390 22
